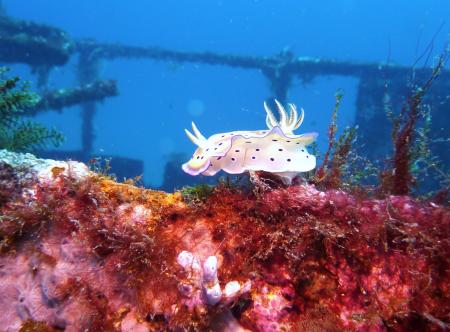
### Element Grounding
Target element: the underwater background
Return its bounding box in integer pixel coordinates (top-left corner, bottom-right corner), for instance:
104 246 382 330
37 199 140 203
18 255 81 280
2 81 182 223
1 2 450 331
2 0 449 189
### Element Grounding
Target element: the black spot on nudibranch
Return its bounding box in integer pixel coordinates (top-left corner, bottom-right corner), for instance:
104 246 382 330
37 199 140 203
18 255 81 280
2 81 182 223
231 157 236 161
270 158 275 161
287 158 291 162
306 155 309 158
235 149 240 152
256 148 260 151
301 149 305 152
217 157 222 160
219 143 223 146
252 156 256 159
272 139 278 142
278 148 283 151
245 141 252 143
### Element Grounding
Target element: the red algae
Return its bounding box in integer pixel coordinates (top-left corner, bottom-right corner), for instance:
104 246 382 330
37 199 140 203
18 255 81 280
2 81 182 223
0 159 448 331
380 53 448 197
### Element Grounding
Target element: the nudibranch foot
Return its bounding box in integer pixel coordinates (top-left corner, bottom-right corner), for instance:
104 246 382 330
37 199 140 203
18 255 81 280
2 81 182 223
272 171 301 185
249 170 300 190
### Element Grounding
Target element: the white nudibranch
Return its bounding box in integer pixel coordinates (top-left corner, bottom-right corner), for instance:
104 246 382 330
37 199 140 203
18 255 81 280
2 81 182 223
182 100 318 182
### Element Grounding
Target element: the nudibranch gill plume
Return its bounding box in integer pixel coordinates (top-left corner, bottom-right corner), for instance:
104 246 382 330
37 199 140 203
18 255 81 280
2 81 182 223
182 100 318 181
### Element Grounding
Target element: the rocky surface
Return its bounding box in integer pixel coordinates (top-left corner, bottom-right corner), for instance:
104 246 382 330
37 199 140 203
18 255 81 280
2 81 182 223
0 150 448 331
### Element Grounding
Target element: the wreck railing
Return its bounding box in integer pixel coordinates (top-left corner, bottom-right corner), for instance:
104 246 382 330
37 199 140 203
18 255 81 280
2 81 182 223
75 39 450 105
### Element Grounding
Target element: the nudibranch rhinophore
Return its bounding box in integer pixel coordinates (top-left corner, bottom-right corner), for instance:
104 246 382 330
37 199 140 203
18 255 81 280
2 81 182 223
182 100 318 182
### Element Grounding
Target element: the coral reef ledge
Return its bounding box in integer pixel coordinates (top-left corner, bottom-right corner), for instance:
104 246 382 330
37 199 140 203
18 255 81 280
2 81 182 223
0 150 448 331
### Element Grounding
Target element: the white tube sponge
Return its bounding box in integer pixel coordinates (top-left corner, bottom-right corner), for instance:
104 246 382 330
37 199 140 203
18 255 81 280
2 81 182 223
224 281 241 298
204 282 222 305
177 250 251 308
177 250 201 271
202 256 218 282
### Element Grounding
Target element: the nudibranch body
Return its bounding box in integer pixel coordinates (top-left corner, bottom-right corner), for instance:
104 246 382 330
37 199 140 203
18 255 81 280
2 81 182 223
182 100 318 180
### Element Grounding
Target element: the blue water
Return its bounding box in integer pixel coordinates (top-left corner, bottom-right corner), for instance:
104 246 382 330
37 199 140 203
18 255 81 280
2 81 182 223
3 0 449 187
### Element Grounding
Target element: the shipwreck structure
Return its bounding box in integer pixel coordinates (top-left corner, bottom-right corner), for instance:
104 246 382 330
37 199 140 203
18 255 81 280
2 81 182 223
0 9 448 183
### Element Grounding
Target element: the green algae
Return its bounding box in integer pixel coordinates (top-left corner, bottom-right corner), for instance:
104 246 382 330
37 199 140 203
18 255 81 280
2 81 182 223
0 67 64 152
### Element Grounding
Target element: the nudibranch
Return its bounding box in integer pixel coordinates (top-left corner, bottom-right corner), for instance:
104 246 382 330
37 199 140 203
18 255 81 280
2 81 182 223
182 100 318 182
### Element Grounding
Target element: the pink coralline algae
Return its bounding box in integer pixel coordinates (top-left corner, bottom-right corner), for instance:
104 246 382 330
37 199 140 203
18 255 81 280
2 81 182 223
0 150 449 331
